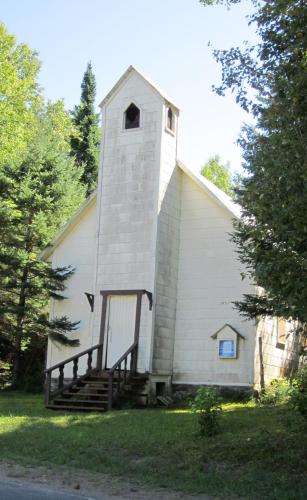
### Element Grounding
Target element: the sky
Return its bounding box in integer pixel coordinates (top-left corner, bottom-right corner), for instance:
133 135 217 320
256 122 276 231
1 0 257 174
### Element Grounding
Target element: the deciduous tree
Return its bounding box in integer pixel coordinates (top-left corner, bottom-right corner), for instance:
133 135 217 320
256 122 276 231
200 1 307 331
201 155 234 196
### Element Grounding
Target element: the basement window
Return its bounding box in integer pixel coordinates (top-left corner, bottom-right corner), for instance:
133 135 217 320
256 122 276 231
219 340 235 359
124 103 140 129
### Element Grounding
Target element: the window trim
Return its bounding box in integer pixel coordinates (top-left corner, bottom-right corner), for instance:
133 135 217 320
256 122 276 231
123 102 142 131
218 339 236 359
276 318 286 350
165 106 176 135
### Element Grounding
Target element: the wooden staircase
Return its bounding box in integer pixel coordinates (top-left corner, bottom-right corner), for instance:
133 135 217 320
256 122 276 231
45 341 148 412
46 370 148 412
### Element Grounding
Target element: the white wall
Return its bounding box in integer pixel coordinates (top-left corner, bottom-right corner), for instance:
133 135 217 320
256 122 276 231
152 116 181 374
46 200 96 372
92 71 165 371
173 173 256 386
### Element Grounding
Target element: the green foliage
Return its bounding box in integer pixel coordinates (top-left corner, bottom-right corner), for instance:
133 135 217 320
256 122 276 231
0 23 41 168
0 24 86 388
71 62 100 195
190 386 222 436
289 366 307 415
201 155 235 196
258 367 307 415
258 379 293 407
201 1 307 329
1 395 306 499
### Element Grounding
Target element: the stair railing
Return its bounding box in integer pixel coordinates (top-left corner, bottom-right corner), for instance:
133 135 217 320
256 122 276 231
107 340 138 411
44 343 103 406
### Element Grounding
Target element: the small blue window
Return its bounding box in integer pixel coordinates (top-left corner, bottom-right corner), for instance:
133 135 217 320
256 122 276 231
219 340 235 358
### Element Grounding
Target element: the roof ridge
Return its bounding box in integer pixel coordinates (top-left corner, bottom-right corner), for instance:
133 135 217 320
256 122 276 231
99 65 180 111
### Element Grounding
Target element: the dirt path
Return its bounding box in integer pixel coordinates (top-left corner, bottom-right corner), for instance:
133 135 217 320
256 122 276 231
0 462 212 499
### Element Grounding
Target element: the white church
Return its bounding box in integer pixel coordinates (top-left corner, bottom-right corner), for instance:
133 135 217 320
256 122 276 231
43 67 295 411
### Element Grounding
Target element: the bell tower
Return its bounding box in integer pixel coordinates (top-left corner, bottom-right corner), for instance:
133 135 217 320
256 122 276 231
92 66 180 374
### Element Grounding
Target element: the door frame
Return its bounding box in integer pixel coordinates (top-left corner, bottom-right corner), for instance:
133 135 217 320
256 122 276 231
99 289 152 369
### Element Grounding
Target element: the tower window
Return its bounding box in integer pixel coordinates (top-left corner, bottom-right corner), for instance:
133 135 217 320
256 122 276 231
166 107 175 132
124 103 140 129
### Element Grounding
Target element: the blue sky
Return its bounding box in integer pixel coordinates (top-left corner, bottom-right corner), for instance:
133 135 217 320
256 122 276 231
1 0 257 174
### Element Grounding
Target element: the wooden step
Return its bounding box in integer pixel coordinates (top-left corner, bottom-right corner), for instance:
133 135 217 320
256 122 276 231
46 405 106 412
62 391 108 397
54 398 107 405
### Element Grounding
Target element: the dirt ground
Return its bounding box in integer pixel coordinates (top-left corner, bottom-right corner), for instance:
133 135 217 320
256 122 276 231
0 462 213 499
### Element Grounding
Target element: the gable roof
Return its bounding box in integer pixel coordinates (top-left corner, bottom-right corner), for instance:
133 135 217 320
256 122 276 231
211 323 245 340
99 65 180 112
41 161 241 260
40 190 96 261
177 160 241 219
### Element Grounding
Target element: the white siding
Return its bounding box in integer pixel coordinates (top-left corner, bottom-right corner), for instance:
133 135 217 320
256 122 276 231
152 121 181 374
173 173 256 386
92 71 164 371
46 201 96 371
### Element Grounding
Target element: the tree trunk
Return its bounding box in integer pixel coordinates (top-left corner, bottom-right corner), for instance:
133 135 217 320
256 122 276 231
11 265 29 387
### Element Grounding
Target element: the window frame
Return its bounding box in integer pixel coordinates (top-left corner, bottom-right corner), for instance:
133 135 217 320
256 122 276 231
218 339 236 359
165 106 176 135
276 318 286 350
123 102 141 131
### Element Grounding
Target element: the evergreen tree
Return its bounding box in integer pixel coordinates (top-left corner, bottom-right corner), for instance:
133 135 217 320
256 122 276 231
200 1 307 330
71 62 100 195
0 103 86 388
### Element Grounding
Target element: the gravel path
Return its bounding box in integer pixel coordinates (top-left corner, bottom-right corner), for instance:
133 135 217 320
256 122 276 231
0 462 212 499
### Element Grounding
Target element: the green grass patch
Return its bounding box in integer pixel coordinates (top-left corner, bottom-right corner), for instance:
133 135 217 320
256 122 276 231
0 392 306 499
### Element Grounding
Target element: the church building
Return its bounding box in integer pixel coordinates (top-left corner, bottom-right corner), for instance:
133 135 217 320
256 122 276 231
43 67 296 411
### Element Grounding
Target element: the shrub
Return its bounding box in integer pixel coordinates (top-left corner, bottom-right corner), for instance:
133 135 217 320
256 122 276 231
259 379 293 407
289 366 307 416
259 366 307 416
190 387 222 437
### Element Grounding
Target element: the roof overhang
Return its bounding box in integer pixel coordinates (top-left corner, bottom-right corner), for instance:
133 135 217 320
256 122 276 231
177 160 241 220
40 190 97 261
99 65 180 113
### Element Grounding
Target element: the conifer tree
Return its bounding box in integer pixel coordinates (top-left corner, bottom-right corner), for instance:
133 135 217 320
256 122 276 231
71 62 100 195
0 103 86 388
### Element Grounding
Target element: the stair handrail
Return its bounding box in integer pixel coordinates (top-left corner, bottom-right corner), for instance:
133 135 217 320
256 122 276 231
44 343 102 373
107 340 138 411
44 342 103 406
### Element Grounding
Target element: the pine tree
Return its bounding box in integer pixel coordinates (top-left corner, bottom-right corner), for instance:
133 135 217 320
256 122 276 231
71 62 100 195
0 104 86 388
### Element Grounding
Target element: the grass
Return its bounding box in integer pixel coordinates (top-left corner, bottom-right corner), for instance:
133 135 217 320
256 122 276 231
0 392 306 499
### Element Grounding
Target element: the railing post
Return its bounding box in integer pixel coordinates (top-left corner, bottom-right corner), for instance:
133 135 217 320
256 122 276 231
131 346 138 374
97 344 103 371
108 374 113 411
58 365 64 389
87 351 93 372
44 372 51 405
73 358 78 381
124 358 127 385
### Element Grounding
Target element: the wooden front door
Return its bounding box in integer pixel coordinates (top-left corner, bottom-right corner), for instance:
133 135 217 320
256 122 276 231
105 294 137 368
